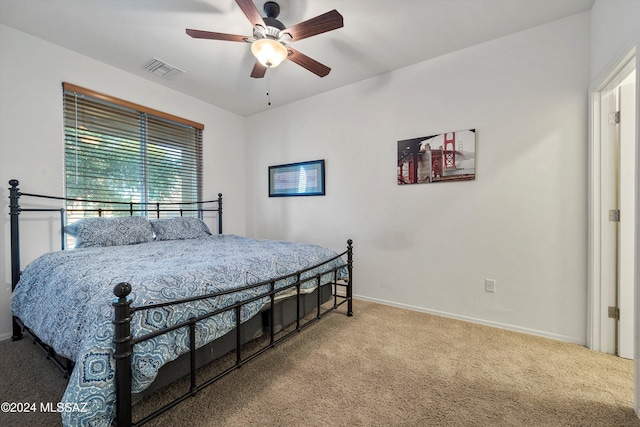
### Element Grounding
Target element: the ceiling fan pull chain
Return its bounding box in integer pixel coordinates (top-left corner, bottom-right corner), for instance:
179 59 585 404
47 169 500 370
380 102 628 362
267 75 271 106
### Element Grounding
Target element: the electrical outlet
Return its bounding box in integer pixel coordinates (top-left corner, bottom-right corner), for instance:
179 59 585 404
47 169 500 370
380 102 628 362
485 279 496 293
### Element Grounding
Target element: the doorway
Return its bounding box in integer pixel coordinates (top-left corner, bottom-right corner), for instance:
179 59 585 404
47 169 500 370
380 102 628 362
589 50 637 359
618 68 636 359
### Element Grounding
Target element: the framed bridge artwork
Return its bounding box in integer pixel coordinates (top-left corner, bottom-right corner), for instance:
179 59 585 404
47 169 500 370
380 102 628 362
397 129 476 185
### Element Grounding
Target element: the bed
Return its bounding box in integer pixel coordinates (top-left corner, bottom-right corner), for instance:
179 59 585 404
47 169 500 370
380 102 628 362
8 179 353 426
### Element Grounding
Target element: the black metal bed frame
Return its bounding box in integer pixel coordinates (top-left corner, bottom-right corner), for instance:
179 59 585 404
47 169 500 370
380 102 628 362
8 179 353 427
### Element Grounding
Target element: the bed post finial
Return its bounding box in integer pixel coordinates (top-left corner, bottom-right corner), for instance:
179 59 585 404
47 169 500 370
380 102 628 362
113 282 132 427
114 282 131 298
346 239 353 317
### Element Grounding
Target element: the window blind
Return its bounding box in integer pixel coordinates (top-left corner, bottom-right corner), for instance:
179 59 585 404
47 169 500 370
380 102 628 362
62 83 203 219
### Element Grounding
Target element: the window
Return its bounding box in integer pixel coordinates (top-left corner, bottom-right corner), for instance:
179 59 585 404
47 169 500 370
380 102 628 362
62 83 204 220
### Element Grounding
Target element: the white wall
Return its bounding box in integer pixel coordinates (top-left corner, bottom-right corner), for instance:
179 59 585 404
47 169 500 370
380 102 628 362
0 24 247 340
590 0 640 85
245 12 591 343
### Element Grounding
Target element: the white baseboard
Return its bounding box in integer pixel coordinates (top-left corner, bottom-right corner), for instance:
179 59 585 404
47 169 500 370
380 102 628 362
353 294 586 346
0 332 14 342
0 295 585 346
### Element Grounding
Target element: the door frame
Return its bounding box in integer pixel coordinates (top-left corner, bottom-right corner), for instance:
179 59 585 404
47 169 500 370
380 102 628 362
588 48 635 353
588 45 639 411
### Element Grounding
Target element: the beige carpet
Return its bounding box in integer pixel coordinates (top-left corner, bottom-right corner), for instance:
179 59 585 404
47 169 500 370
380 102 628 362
1 299 638 426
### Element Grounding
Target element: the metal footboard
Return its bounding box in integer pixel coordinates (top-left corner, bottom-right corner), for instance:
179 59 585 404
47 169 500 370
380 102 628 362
113 240 353 426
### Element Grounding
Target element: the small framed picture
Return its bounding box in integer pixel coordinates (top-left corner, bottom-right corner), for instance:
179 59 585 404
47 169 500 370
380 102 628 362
269 159 325 197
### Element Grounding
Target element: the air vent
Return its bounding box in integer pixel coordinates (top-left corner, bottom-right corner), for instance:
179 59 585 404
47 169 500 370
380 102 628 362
141 58 184 80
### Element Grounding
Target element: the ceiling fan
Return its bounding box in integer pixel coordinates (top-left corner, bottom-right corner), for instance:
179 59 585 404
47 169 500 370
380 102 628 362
186 0 343 78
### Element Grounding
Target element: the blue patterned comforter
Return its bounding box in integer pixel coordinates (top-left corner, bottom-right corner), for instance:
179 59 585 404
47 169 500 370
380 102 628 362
11 234 347 426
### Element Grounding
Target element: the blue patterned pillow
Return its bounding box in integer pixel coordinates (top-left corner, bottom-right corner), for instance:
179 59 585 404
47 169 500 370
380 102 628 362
65 217 155 248
151 217 212 241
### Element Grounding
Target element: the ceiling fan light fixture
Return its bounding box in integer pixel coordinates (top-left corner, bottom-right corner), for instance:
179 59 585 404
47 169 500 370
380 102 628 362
251 38 288 68
186 0 343 78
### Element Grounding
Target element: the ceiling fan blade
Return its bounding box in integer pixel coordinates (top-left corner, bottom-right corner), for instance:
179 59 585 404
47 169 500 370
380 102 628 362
283 10 343 42
250 61 268 79
287 48 331 78
235 0 266 28
186 29 247 42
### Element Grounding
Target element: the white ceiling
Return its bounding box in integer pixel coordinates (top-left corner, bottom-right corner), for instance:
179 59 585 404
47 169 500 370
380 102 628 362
0 0 595 117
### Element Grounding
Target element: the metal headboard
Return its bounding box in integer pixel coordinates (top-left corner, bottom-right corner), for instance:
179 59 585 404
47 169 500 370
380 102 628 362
8 179 223 292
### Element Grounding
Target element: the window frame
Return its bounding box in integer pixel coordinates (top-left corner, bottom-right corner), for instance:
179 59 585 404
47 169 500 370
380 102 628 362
62 83 204 219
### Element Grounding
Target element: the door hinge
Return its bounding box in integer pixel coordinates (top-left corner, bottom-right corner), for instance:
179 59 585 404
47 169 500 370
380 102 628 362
608 111 620 125
609 209 621 222
608 306 620 320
